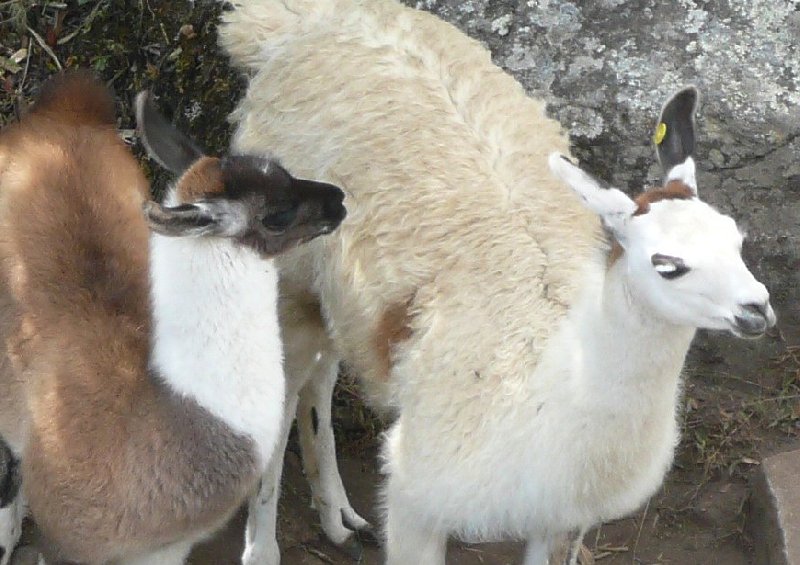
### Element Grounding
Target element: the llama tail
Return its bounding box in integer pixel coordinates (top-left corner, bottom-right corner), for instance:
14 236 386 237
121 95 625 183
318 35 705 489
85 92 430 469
218 0 342 72
30 70 116 126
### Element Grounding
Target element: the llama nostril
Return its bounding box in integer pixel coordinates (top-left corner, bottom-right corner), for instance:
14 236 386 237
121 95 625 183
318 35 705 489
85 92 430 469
741 302 767 318
734 301 770 337
324 198 347 223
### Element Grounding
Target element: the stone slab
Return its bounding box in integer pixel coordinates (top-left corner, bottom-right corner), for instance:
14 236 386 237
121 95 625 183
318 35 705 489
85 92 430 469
749 449 800 565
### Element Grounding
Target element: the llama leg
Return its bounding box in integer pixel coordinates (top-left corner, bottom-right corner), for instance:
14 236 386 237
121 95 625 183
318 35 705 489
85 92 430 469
563 528 587 565
524 536 554 565
529 529 585 565
242 393 298 565
384 480 446 565
297 358 374 557
0 497 22 565
0 442 22 565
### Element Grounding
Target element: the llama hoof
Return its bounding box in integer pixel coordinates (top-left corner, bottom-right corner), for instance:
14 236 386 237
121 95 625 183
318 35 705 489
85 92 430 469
335 524 379 561
306 534 363 563
338 533 364 562
577 543 594 565
341 512 378 546
353 524 379 547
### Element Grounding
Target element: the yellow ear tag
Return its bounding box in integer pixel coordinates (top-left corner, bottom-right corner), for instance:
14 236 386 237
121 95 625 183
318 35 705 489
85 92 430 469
654 122 667 145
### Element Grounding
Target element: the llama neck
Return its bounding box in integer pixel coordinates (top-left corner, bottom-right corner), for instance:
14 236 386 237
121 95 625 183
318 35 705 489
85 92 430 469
148 234 285 466
564 258 696 405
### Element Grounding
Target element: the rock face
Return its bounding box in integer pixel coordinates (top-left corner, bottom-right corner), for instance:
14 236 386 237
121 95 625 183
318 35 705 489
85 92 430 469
749 448 800 565
403 0 800 373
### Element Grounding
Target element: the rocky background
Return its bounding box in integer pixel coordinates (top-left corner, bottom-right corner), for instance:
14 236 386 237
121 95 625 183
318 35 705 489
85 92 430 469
408 0 800 376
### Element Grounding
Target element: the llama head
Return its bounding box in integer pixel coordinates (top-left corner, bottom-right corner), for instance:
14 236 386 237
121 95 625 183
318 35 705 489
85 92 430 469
135 91 346 256
549 87 775 338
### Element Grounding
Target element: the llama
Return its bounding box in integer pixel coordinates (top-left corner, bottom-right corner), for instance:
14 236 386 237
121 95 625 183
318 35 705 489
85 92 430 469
0 439 21 565
217 1 775 563
0 71 345 564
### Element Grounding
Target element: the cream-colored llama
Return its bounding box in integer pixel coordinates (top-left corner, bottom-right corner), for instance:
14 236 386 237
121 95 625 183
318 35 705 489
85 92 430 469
218 1 775 563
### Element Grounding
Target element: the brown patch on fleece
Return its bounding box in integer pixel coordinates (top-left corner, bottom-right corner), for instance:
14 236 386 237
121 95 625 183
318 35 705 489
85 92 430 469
608 240 625 267
375 299 414 380
175 156 225 202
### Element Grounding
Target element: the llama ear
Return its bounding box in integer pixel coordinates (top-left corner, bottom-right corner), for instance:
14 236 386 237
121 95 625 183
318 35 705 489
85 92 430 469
549 153 636 240
654 86 698 194
143 200 247 238
135 91 205 174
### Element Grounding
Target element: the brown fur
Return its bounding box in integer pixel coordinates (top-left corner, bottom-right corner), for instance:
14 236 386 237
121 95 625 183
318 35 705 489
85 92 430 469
175 156 225 202
633 180 694 216
607 240 624 267
0 73 259 563
30 70 116 126
280 288 327 329
607 180 695 266
375 299 414 380
0 278 28 455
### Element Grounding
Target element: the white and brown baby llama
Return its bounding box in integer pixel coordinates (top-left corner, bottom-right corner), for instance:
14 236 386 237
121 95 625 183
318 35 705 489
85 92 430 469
218 1 776 563
0 71 345 564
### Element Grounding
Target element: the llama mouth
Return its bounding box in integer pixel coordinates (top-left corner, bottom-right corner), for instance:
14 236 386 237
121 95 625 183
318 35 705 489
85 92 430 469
729 319 767 339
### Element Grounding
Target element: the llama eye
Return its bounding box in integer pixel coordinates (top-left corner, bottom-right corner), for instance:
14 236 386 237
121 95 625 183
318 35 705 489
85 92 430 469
262 207 298 231
651 253 690 280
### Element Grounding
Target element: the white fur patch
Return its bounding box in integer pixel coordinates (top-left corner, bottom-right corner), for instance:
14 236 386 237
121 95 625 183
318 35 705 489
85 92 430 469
149 234 285 467
666 156 697 193
0 496 23 565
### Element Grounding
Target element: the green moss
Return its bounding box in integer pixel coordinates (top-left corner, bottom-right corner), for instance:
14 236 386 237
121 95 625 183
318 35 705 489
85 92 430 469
1 1 244 185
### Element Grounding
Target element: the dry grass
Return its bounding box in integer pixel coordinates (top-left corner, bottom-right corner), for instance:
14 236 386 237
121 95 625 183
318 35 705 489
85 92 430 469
679 345 800 484
332 369 386 454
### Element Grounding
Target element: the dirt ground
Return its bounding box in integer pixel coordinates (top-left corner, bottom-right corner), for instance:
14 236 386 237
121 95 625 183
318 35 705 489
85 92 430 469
2 2 800 564
9 428 774 565
186 362 796 565
193 359 799 565
185 443 755 565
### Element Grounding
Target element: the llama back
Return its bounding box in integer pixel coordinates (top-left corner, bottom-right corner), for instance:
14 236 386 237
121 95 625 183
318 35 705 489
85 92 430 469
29 69 116 125
219 0 340 71
0 72 151 350
222 0 603 390
0 73 158 560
